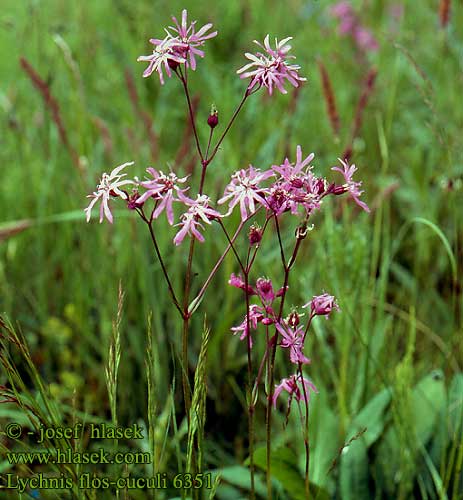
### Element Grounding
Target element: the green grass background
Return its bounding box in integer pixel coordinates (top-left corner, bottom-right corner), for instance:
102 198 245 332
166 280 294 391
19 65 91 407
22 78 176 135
0 0 462 498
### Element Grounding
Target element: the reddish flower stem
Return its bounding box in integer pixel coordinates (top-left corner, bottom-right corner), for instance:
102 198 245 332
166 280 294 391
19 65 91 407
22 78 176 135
178 77 252 432
265 215 306 498
217 220 246 272
219 214 276 500
189 209 262 316
205 127 214 162
298 361 311 499
137 209 184 317
244 269 256 500
207 91 249 164
177 67 204 163
217 220 255 499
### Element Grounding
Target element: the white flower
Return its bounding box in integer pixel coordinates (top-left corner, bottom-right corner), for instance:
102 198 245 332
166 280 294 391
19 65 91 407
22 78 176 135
85 162 135 224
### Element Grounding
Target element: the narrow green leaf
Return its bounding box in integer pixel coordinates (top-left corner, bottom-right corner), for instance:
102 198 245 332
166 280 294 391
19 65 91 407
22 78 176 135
448 373 463 438
251 446 329 500
351 388 392 446
340 438 369 500
412 371 447 446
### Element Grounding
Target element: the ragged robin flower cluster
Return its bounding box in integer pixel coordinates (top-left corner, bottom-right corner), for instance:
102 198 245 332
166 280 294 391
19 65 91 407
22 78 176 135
85 8 370 498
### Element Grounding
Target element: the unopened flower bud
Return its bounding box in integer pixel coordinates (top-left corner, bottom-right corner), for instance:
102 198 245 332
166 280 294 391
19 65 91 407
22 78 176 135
290 178 304 189
248 224 263 246
208 104 218 129
315 178 327 194
167 59 181 71
127 189 141 210
332 185 347 195
287 311 300 327
295 223 308 240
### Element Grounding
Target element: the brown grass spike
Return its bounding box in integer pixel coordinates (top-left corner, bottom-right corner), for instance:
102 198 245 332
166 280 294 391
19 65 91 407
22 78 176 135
19 57 83 177
343 67 377 161
317 59 341 137
439 0 451 27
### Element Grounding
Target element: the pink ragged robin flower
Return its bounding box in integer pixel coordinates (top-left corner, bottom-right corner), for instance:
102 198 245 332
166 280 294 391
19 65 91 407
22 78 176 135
85 162 135 224
267 146 326 217
218 165 273 221
237 35 306 95
248 224 263 246
230 304 265 348
276 321 311 365
272 373 318 409
173 194 222 245
303 293 340 318
228 273 256 295
330 1 356 34
329 2 379 53
265 185 291 216
272 145 315 181
137 37 187 83
144 10 217 75
136 168 190 225
354 28 379 52
331 158 370 212
167 9 217 70
256 278 275 304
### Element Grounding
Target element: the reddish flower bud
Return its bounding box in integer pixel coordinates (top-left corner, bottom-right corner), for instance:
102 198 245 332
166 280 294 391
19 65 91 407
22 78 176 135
127 190 141 210
167 59 181 71
287 310 300 327
290 178 304 189
315 178 326 194
332 185 347 195
207 104 218 129
228 273 256 295
248 224 263 246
